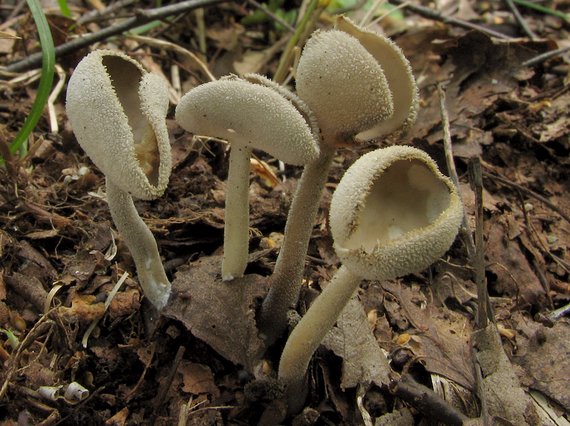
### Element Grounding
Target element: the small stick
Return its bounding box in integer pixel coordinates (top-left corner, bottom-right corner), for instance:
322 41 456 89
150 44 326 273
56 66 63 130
77 0 136 25
389 0 513 40
482 169 570 225
437 83 476 259
471 347 492 426
0 315 54 399
504 0 538 40
522 46 570 68
246 0 296 33
390 374 470 426
151 345 186 422
469 158 493 329
4 0 228 73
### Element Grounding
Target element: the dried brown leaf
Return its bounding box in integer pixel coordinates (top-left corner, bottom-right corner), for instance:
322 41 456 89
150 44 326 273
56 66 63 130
163 255 269 371
322 296 390 389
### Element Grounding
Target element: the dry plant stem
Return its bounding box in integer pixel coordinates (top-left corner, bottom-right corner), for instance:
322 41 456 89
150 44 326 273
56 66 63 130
5 0 228 73
504 0 538 40
106 180 171 309
126 34 216 82
273 0 321 84
388 0 513 40
260 146 335 343
246 0 296 33
222 145 252 280
279 265 361 414
438 84 475 259
469 158 492 329
482 169 570 225
522 46 570 68
77 0 136 25
0 316 54 399
151 345 185 423
472 346 492 426
390 374 470 426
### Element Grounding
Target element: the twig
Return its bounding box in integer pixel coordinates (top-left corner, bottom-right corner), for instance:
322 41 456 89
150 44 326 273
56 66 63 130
388 0 513 40
390 374 470 426
512 0 570 22
547 301 570 322
0 314 55 399
472 347 492 426
151 345 186 422
469 158 493 329
481 169 570 225
273 0 324 84
437 83 476 259
126 34 216 82
522 46 570 68
246 0 296 33
4 0 228 73
504 0 538 40
77 0 136 25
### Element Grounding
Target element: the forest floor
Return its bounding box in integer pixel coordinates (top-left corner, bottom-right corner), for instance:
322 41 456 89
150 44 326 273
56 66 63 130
0 1 569 425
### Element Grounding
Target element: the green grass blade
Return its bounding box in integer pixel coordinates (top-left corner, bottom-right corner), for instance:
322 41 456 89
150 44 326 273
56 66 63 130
6 0 55 159
512 0 569 22
57 0 72 18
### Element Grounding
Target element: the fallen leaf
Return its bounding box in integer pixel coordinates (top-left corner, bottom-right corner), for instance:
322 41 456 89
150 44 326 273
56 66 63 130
163 255 270 371
322 296 391 389
179 361 219 397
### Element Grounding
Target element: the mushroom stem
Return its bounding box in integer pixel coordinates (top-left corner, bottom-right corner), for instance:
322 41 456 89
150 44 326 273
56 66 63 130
222 145 252 281
278 265 360 414
106 180 171 309
260 145 335 344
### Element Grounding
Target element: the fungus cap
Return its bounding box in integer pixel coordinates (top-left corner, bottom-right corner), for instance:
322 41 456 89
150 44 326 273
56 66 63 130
295 29 393 143
334 17 419 141
329 146 463 281
175 77 319 165
66 50 171 200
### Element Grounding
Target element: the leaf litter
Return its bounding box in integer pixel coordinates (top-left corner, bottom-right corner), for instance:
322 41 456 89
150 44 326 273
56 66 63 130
0 0 569 424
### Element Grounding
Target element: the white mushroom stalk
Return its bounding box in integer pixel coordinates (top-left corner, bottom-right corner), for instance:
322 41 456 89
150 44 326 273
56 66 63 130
260 16 419 344
66 50 172 310
175 75 319 281
278 146 464 414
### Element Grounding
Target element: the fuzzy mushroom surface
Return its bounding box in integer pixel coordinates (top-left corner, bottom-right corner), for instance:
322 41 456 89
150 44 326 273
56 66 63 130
260 18 419 344
278 146 463 414
175 75 319 280
66 50 172 310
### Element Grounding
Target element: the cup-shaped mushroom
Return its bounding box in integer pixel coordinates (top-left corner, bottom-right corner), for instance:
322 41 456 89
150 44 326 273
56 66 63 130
278 146 463 414
261 21 419 342
175 76 319 280
66 50 172 310
330 146 463 280
295 17 418 145
66 50 171 199
334 16 418 141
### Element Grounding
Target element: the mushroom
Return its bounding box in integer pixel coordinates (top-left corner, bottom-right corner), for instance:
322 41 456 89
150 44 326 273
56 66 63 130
175 75 319 281
260 17 418 344
278 146 464 414
66 50 172 310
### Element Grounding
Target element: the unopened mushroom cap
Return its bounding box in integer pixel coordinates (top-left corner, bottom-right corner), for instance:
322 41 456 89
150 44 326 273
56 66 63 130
334 17 419 141
66 50 171 200
296 29 393 144
175 77 319 166
330 146 463 281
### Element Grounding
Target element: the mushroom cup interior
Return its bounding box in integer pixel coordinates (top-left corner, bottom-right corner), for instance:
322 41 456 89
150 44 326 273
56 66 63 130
102 56 160 185
344 159 451 252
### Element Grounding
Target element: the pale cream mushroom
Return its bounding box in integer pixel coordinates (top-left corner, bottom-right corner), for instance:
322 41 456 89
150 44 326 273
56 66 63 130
66 50 172 310
278 146 463 414
260 17 418 344
175 75 319 281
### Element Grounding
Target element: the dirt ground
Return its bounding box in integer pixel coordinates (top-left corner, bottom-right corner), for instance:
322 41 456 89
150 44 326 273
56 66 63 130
0 1 569 425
